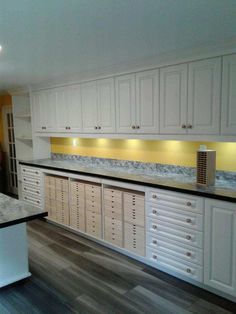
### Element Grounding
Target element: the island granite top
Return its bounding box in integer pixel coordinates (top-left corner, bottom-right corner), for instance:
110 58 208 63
19 158 236 203
0 193 47 229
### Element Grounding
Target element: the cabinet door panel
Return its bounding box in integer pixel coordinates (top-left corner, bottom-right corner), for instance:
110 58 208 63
32 92 45 132
44 90 57 132
97 78 115 133
136 69 159 133
115 74 136 133
188 58 221 134
204 200 236 297
81 81 98 133
221 54 236 134
160 64 187 134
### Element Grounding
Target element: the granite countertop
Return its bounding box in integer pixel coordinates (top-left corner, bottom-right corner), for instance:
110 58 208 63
0 193 47 228
19 158 236 203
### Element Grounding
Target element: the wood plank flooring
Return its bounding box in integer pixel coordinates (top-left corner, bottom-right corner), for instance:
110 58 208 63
0 219 235 313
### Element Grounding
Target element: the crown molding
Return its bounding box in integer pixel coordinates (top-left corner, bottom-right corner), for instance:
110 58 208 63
12 37 236 92
7 86 30 96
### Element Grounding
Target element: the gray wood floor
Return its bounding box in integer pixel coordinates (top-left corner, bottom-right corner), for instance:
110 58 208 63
0 219 235 314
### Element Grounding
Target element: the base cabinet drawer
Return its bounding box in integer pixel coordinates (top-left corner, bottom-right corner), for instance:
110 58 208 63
147 249 203 282
147 218 203 248
56 202 69 225
124 222 145 256
22 194 42 207
104 217 123 247
146 233 203 265
70 206 86 232
86 211 102 238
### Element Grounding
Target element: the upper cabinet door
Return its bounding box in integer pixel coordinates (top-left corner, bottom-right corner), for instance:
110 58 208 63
115 74 136 133
187 58 221 134
81 81 98 133
44 89 57 132
97 78 115 133
221 54 236 135
136 70 159 134
204 199 236 297
160 64 188 134
31 91 45 132
57 85 82 133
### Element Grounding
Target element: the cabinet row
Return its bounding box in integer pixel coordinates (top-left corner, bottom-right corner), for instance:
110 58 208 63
20 165 236 299
31 54 236 136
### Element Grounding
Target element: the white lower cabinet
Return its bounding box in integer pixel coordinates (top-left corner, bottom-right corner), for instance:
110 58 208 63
204 199 236 297
21 165 236 300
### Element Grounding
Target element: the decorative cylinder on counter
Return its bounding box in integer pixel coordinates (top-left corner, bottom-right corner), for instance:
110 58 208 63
196 145 216 187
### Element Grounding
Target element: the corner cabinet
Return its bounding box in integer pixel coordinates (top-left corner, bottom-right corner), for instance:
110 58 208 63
82 78 115 133
116 70 159 134
221 54 236 134
204 199 236 297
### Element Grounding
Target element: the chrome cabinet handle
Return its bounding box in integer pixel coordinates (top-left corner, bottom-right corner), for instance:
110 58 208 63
98 126 101 130
152 240 157 245
187 124 193 129
152 209 157 214
186 218 192 223
182 124 186 129
131 125 136 129
186 268 192 274
136 125 140 129
152 225 157 230
153 255 157 260
186 252 192 257
186 201 192 207
94 126 98 130
152 194 157 199
186 235 192 240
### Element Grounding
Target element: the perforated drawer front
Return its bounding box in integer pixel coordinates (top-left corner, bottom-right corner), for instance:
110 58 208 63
124 222 145 256
124 191 145 227
45 198 57 220
56 201 69 225
70 205 85 232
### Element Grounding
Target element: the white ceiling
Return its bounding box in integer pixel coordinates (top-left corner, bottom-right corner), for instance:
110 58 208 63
0 0 236 92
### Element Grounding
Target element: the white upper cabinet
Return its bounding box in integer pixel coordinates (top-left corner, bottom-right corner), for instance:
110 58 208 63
188 58 221 134
32 89 57 133
160 64 188 134
81 81 98 133
116 74 136 133
116 71 159 134
56 85 82 133
221 54 236 135
97 78 115 133
204 199 236 297
136 70 159 133
82 78 115 133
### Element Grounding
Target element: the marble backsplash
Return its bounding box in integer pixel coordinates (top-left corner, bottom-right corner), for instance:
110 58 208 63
51 153 236 183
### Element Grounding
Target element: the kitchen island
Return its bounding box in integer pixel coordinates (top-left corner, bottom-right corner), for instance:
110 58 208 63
0 193 47 287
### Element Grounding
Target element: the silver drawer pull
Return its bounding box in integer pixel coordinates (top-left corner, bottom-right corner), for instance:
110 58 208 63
152 240 157 245
152 225 157 230
186 268 192 274
186 235 192 240
186 218 192 223
186 201 192 207
186 252 192 257
153 254 157 260
152 209 157 214
152 194 157 199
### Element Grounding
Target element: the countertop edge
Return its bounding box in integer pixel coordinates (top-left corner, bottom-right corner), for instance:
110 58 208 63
0 212 48 229
19 161 236 203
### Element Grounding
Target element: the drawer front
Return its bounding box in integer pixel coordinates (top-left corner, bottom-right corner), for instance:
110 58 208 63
147 218 203 248
45 187 56 200
147 203 203 231
71 196 85 207
22 194 42 207
85 184 101 197
146 233 203 265
70 207 85 232
124 192 145 207
22 184 41 198
124 209 145 227
45 198 57 219
146 188 204 214
85 199 101 213
124 222 145 256
44 175 56 187
22 176 41 187
147 249 203 282
22 166 41 178
104 198 122 211
86 211 102 238
104 207 122 220
104 217 123 247
56 191 69 203
56 202 69 225
104 188 122 200
70 181 85 194
56 178 69 192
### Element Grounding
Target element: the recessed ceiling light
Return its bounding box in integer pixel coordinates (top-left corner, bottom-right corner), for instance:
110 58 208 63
0 46 2 52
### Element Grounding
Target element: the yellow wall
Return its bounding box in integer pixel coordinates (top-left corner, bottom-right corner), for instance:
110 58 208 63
51 138 236 171
0 95 12 147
